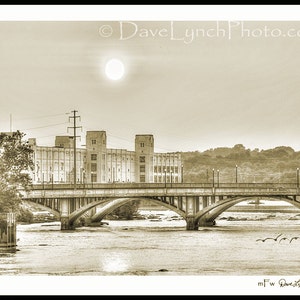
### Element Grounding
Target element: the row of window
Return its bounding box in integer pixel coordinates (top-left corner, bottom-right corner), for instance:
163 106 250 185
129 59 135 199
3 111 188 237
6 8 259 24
154 176 179 183
35 164 180 174
92 153 135 161
154 166 179 173
91 139 105 145
35 162 84 172
36 150 86 157
92 166 133 173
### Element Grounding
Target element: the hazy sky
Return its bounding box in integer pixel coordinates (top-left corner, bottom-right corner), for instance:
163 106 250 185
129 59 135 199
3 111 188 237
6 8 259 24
1 17 300 152
2 6 300 295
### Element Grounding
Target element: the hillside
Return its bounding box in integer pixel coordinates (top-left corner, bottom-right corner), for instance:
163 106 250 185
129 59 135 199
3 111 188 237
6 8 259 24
181 144 300 184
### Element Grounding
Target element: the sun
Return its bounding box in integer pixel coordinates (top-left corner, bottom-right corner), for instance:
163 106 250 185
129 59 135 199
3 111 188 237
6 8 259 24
105 58 125 81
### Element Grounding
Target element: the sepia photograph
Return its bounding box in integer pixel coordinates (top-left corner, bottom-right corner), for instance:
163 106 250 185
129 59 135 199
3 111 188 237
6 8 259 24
1 5 300 295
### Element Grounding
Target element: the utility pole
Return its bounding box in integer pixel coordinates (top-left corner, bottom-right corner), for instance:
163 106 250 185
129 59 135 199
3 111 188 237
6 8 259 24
68 110 82 189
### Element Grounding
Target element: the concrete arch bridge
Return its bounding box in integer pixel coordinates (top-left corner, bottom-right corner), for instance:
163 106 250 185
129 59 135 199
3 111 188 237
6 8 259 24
20 182 300 230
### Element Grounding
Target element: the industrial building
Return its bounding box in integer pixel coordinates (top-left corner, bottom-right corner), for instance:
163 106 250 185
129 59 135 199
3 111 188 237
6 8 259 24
28 131 182 184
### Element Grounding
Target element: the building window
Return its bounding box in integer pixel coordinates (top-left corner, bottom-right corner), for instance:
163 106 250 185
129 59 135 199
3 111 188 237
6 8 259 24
140 175 145 182
140 165 145 172
91 154 97 160
92 140 96 145
91 174 97 182
140 142 144 147
91 163 97 172
154 166 157 173
139 156 145 163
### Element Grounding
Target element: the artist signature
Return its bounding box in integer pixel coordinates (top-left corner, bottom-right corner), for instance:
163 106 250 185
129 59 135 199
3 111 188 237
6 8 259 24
278 279 300 288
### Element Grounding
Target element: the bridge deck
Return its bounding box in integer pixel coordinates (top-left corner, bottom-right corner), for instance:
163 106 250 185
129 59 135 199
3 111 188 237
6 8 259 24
21 183 300 199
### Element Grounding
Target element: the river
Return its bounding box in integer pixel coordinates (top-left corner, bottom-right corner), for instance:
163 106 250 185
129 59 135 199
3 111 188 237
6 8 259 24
1 209 300 295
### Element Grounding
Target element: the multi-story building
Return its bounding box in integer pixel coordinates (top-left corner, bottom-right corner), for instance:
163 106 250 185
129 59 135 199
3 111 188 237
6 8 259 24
28 131 182 184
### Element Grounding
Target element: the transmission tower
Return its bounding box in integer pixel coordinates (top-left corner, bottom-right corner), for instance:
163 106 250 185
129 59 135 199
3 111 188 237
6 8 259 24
68 110 82 189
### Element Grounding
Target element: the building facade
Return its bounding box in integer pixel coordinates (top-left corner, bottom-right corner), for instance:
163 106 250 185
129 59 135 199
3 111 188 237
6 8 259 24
28 131 182 184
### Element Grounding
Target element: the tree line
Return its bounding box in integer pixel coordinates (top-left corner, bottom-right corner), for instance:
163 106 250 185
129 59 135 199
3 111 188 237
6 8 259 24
181 144 300 184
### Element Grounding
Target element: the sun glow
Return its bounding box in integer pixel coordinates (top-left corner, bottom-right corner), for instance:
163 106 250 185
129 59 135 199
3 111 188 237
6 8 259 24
105 58 125 80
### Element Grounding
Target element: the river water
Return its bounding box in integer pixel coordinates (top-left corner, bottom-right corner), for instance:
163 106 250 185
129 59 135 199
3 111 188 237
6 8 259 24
1 209 300 295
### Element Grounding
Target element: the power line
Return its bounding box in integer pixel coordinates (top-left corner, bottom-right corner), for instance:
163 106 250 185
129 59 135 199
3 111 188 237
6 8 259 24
32 132 68 139
21 122 68 131
16 113 70 121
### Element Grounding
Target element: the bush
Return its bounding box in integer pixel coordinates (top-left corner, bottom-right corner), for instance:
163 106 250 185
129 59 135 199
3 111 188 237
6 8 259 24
16 207 34 223
110 200 140 220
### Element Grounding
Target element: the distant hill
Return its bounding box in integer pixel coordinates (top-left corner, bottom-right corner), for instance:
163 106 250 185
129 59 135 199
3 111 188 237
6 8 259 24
181 144 300 184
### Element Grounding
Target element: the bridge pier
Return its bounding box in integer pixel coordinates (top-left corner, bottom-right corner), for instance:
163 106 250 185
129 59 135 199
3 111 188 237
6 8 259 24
60 198 76 230
60 217 74 230
186 215 198 230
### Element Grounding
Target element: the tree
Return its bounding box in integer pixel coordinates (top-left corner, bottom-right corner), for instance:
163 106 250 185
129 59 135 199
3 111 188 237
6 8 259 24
0 131 34 213
111 200 140 220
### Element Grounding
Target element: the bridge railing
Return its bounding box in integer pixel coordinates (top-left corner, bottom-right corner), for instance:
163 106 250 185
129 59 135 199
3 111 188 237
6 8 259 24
28 182 299 190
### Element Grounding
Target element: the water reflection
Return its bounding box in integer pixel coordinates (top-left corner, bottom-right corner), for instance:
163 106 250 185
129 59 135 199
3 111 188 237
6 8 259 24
101 253 129 273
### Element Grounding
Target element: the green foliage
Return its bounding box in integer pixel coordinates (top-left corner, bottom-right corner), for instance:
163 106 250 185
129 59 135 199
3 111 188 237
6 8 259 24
182 145 300 183
0 131 34 213
111 200 140 220
16 207 34 223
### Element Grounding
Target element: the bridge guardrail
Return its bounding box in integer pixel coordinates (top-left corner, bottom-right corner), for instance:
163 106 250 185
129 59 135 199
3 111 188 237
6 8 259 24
27 182 299 190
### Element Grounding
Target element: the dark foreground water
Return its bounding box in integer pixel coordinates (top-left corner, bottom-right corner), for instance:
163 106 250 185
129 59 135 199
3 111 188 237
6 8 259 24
1 210 300 295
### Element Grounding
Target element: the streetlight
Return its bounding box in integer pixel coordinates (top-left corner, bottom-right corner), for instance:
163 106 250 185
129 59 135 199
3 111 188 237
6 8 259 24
235 165 238 184
217 169 220 188
297 168 299 188
82 170 86 188
212 168 215 187
181 164 184 183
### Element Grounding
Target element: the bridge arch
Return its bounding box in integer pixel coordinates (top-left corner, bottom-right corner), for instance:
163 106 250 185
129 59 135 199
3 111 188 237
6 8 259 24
22 200 61 219
68 197 186 226
68 198 115 225
90 197 186 223
194 196 300 226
